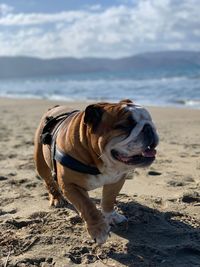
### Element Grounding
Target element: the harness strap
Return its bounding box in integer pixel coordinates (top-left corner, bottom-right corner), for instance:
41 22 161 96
54 147 101 175
50 117 68 180
41 109 101 177
41 110 79 145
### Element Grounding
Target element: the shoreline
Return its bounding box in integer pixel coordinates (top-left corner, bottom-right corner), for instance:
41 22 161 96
0 96 200 110
0 97 200 266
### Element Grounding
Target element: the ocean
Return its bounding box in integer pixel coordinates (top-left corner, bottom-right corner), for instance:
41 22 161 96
0 67 200 108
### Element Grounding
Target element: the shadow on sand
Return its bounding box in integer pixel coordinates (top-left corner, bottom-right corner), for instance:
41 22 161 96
109 198 200 267
1 195 200 267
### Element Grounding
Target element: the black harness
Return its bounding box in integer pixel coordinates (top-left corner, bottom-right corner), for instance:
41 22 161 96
40 110 101 180
54 147 101 175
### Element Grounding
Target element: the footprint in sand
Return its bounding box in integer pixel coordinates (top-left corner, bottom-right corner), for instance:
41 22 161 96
25 182 38 189
167 180 186 187
167 176 195 188
8 178 29 186
29 211 49 219
0 209 17 216
17 161 35 170
182 191 200 204
148 170 162 176
0 176 8 181
4 218 43 229
15 257 53 266
8 154 18 159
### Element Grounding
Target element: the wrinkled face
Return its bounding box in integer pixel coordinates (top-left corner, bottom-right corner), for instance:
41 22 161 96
84 99 159 170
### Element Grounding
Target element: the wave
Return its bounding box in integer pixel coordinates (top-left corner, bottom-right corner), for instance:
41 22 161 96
0 73 200 109
1 91 200 109
172 99 200 108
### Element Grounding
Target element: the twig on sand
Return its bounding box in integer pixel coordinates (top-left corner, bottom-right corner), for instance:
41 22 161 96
21 237 39 254
4 248 11 267
96 248 115 267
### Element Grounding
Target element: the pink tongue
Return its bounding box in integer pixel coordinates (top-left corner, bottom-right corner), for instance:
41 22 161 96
142 149 156 157
119 156 130 162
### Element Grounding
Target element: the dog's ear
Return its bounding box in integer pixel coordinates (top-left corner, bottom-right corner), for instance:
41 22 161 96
119 99 133 104
84 104 104 130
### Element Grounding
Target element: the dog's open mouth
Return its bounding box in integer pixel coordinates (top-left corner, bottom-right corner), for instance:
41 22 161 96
111 147 156 165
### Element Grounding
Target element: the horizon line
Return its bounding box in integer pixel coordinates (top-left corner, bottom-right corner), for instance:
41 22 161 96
0 49 200 60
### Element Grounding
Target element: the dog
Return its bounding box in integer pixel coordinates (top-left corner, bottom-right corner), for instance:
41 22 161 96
34 99 159 244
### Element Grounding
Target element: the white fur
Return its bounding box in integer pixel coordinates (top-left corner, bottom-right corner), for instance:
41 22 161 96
87 169 125 190
95 223 111 244
103 210 128 225
86 103 159 190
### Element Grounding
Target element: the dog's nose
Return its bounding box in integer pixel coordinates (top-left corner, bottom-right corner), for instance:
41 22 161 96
143 124 156 147
143 124 153 136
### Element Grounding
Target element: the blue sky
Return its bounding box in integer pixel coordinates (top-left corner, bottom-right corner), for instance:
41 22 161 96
0 1 140 12
0 0 126 13
0 0 200 58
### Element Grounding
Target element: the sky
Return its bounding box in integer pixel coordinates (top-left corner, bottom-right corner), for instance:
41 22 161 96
0 0 200 58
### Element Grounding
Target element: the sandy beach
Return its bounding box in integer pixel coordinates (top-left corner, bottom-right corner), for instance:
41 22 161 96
0 98 200 267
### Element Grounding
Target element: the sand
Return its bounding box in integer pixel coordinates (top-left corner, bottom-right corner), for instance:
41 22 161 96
0 98 200 267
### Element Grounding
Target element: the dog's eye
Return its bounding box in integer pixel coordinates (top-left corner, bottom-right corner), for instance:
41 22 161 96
127 115 137 126
114 116 137 132
114 124 133 131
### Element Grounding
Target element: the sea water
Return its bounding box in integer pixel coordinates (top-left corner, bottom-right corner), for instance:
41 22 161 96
0 67 200 108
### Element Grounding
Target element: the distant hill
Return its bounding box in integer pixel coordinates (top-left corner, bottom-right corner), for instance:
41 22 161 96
0 51 200 79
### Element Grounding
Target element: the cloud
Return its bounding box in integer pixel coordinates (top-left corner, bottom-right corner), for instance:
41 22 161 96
0 0 200 58
0 11 87 26
87 4 102 11
0 3 14 16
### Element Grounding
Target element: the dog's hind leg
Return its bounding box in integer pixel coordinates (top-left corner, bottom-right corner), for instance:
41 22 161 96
34 125 67 208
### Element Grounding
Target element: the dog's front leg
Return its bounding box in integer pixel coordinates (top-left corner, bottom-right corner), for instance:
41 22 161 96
101 176 128 225
62 183 110 244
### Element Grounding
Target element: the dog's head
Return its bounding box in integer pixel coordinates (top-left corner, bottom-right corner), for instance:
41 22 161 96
84 99 159 170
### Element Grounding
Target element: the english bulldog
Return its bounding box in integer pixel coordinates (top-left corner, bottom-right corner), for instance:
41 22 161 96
34 99 159 244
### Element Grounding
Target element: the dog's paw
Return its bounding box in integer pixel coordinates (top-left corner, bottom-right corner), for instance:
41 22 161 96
87 221 111 245
103 210 128 225
49 194 68 208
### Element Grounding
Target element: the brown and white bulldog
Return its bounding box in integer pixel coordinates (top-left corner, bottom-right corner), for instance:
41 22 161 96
34 99 159 244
